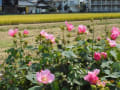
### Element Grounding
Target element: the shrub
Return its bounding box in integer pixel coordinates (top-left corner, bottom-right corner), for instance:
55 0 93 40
0 20 120 90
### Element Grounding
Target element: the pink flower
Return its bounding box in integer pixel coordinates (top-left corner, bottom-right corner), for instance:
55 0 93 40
107 38 116 47
93 69 100 75
50 37 56 44
84 69 100 85
94 52 101 61
110 27 120 40
48 35 56 44
101 52 107 59
111 27 120 34
78 25 87 34
97 36 101 41
14 29 18 34
110 32 119 40
8 29 18 37
65 21 74 32
40 30 47 37
36 69 55 84
28 61 32 67
23 30 29 35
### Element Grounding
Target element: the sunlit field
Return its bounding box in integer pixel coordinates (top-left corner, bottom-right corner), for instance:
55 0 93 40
1 13 120 25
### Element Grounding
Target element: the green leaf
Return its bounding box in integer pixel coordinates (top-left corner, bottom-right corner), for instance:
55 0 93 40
110 50 117 60
112 62 120 72
62 88 68 90
62 51 77 58
78 40 85 45
9 87 19 90
51 80 60 90
91 85 97 90
101 61 113 68
26 73 37 84
73 79 81 85
105 72 120 78
28 86 43 90
104 87 110 90
104 70 110 75
117 82 120 88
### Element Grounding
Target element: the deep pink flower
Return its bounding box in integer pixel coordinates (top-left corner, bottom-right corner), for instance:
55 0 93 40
97 36 101 41
36 69 55 84
78 25 87 34
101 52 107 59
110 32 119 40
23 30 29 35
65 21 74 32
110 27 120 40
94 52 101 61
8 29 18 37
84 69 100 85
107 38 116 47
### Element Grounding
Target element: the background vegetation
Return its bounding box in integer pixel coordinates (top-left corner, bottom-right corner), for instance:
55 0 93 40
1 13 120 25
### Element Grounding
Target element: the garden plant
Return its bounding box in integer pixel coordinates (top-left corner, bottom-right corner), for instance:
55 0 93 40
0 20 120 90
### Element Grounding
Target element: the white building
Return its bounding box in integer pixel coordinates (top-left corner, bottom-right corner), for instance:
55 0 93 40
18 0 50 14
88 0 120 12
53 0 86 13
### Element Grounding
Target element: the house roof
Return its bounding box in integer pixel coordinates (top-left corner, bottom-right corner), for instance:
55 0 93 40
30 0 38 3
18 1 35 6
37 3 48 7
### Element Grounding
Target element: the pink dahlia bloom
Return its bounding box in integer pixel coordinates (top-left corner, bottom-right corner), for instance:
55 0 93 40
28 61 32 67
107 38 116 47
14 29 18 34
94 52 101 61
40 30 56 44
65 21 74 32
23 30 29 35
97 36 101 41
8 29 18 37
110 32 119 40
40 30 47 37
78 25 87 34
93 69 100 75
36 69 55 84
84 69 100 85
110 27 120 40
101 52 107 59
111 27 120 34
47 34 56 44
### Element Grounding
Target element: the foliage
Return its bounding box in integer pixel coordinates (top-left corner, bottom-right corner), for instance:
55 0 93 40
0 20 120 90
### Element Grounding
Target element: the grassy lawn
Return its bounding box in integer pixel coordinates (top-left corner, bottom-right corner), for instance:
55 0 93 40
0 18 120 61
1 13 120 25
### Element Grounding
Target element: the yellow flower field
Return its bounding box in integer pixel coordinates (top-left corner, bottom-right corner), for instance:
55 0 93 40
0 13 120 25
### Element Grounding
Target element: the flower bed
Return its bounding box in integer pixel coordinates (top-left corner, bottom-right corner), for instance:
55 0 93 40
0 20 120 90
